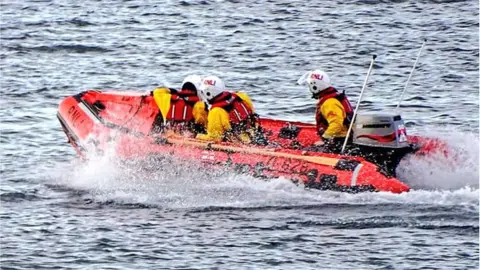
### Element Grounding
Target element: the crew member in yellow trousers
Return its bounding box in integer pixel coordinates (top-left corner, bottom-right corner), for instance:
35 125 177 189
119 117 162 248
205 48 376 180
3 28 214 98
195 75 257 143
298 69 354 150
151 75 207 136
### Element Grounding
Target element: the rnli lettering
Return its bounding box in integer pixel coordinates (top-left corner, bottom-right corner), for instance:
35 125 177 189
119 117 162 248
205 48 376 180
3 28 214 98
204 80 216 86
67 105 84 128
311 73 323 80
71 110 81 124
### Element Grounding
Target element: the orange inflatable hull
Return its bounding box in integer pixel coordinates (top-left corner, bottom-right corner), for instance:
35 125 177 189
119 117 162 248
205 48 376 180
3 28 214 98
56 90 444 194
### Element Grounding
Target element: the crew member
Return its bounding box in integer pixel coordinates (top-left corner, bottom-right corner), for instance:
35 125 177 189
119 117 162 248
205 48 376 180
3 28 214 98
196 75 257 143
298 69 354 149
151 75 207 135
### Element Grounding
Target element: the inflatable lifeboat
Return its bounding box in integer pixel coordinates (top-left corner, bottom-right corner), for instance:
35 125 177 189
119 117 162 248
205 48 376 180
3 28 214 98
57 90 447 194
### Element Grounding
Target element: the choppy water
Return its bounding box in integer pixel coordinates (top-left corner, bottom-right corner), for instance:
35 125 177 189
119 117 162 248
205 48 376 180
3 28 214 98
1 0 479 269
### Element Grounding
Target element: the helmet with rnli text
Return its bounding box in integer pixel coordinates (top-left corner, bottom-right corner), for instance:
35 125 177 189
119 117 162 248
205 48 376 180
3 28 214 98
181 74 202 92
198 75 226 103
297 69 331 95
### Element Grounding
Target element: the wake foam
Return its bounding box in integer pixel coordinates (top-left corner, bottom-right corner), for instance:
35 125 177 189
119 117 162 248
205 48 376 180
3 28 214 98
48 126 478 210
50 155 478 210
397 128 479 190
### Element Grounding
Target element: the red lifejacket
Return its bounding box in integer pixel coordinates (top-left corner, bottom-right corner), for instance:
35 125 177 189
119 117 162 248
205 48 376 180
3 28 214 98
165 89 200 122
210 92 254 126
315 87 354 134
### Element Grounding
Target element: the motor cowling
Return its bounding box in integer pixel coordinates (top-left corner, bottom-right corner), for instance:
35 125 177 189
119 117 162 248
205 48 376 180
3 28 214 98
349 114 415 178
353 114 409 148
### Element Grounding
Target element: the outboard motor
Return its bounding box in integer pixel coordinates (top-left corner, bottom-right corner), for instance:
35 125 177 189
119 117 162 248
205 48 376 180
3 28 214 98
350 114 417 177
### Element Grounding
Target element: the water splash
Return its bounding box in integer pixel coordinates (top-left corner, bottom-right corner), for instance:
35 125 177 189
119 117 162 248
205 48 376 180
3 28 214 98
48 141 300 208
49 153 477 211
397 127 479 190
46 124 479 209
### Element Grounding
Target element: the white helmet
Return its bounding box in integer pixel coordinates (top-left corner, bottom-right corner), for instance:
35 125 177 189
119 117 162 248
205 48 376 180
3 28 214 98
297 69 331 95
198 75 226 103
181 74 202 92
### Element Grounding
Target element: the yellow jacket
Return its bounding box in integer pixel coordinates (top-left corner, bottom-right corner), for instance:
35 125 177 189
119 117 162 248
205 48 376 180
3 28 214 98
196 92 254 142
152 87 207 126
318 97 348 139
192 102 208 127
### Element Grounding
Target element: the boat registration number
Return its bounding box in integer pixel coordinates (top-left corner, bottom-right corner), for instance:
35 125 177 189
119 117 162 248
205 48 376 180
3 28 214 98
266 157 311 174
